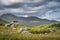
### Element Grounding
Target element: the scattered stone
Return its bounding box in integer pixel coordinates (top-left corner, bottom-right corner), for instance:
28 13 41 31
18 27 32 34
45 33 48 34
18 27 28 33
22 31 32 34
5 21 19 28
12 28 16 30
50 27 57 32
5 24 11 27
11 23 19 28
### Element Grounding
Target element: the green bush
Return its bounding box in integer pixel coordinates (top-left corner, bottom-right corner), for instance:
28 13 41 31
49 22 60 28
28 27 50 34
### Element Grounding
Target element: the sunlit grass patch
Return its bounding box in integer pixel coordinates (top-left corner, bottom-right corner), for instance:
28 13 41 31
28 27 51 34
0 22 60 40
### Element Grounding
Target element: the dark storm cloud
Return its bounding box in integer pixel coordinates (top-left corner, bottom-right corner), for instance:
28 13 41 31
0 0 60 21
3 0 60 8
4 1 47 8
0 0 60 13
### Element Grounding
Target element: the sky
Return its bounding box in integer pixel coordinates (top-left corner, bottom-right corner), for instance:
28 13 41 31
0 0 60 21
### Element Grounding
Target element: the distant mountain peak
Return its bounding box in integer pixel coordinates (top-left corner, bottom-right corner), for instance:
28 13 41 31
0 13 58 26
1 13 15 16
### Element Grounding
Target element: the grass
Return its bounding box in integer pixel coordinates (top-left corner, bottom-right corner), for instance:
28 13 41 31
0 22 60 40
28 27 51 34
0 19 8 24
0 32 60 40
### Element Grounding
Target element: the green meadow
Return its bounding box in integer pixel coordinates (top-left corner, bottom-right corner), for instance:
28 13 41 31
0 21 60 40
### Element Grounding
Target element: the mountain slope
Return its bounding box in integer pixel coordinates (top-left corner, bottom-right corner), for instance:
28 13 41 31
0 13 20 22
0 19 8 24
0 13 58 26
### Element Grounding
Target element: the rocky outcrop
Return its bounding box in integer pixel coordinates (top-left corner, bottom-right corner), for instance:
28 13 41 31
18 27 31 34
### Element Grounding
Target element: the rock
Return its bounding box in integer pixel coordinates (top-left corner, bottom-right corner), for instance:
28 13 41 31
22 31 32 34
5 24 11 27
5 22 19 28
18 27 32 34
50 30 54 32
18 28 24 33
12 28 16 30
45 33 48 34
11 23 19 28
18 27 28 33
50 27 57 32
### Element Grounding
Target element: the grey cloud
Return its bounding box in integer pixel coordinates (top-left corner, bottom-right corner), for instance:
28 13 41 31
0 0 60 21
4 1 46 8
0 4 5 10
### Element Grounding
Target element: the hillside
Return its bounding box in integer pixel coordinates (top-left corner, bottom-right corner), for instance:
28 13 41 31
0 13 58 26
0 19 8 24
0 22 60 40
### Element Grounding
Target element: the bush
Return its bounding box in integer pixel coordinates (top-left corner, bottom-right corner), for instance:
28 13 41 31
49 22 60 28
28 27 50 34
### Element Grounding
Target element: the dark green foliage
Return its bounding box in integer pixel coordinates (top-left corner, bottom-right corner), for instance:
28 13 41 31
28 27 50 34
0 22 60 40
0 19 8 24
0 19 8 26
13 20 18 23
49 22 60 28
28 22 60 34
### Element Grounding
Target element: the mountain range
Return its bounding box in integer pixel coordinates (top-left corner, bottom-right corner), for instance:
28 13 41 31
0 13 58 26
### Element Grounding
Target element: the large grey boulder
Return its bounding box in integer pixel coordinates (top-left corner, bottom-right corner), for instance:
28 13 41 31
18 27 31 34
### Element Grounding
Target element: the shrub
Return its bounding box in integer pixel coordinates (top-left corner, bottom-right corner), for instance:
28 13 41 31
49 22 60 28
28 27 50 34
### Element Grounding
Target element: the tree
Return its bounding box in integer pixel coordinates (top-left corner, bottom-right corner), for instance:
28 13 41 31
13 20 18 23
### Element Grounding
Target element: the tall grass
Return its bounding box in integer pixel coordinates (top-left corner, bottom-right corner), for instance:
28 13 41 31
0 22 60 40
28 27 51 34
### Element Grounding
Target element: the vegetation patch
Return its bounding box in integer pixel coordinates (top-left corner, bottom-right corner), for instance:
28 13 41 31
0 22 60 40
